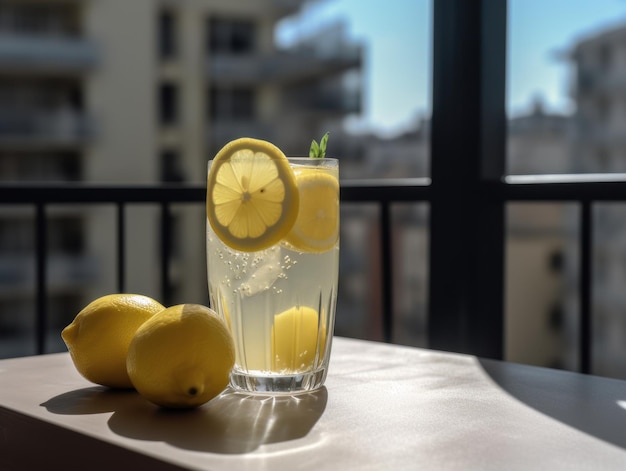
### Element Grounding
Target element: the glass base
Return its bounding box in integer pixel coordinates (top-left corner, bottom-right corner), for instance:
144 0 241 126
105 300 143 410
229 367 328 395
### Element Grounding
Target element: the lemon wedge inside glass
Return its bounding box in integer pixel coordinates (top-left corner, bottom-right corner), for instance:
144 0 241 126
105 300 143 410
284 167 339 253
271 306 327 373
207 138 299 252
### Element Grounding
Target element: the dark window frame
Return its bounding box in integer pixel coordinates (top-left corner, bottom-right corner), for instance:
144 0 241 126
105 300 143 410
159 82 178 125
158 10 177 59
428 0 507 359
431 0 626 375
207 17 256 54
209 86 256 120
2 0 624 375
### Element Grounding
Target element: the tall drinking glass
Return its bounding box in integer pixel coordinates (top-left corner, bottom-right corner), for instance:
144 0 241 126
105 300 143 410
207 156 339 394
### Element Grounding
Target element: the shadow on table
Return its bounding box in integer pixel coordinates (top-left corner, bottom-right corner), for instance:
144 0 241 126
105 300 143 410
41 386 139 414
479 358 626 450
42 386 327 454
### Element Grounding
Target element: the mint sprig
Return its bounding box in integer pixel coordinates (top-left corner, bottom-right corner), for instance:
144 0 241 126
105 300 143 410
309 132 329 158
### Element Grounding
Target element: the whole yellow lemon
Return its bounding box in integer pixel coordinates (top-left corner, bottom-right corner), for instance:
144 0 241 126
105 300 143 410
61 294 165 388
126 304 235 409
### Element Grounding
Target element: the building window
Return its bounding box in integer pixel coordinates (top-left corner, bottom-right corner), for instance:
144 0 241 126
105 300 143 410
58 152 81 180
596 96 610 123
0 151 81 182
208 18 255 54
209 86 255 120
49 217 84 255
0 3 79 36
0 219 33 254
160 149 185 182
158 10 177 59
598 43 612 70
596 147 611 171
48 294 83 329
159 82 178 125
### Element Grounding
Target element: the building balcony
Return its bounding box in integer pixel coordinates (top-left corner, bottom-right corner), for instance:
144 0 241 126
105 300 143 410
0 109 94 149
573 68 626 96
571 120 626 146
284 84 361 115
271 0 308 16
208 46 362 86
0 34 98 75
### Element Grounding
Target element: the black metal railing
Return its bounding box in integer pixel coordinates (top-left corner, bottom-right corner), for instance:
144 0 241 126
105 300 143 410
3 184 203 355
0 180 431 356
4 0 626 377
501 175 626 374
3 175 626 375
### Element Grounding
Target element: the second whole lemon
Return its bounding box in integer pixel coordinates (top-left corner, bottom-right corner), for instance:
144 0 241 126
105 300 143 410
127 304 235 409
61 294 165 389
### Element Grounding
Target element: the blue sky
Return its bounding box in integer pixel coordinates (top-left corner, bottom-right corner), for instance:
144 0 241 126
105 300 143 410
508 0 626 117
278 0 626 135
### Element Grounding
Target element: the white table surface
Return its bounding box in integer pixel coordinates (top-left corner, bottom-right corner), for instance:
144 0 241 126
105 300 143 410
1 336 626 470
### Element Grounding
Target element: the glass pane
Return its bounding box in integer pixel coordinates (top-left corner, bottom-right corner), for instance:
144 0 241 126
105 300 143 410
391 203 429 347
0 206 36 358
505 203 578 371
508 1 626 380
336 202 429 346
276 0 431 178
168 203 210 307
507 0 626 175
336 204 382 340
0 1 430 358
593 203 626 378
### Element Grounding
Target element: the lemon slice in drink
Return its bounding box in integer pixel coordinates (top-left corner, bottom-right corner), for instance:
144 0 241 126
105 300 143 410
272 306 327 373
284 168 339 253
207 138 299 252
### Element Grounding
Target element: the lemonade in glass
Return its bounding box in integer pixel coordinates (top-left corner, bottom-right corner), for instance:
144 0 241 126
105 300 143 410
206 138 338 393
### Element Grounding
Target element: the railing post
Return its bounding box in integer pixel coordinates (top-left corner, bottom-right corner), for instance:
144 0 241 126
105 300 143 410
35 203 47 354
116 202 125 293
380 202 393 342
160 202 172 306
580 201 592 374
428 0 507 359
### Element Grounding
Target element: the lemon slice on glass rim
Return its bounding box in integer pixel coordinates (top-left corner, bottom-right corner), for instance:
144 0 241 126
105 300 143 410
284 167 339 253
207 138 299 252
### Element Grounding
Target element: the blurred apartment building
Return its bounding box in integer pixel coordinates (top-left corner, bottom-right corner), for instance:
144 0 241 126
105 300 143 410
0 0 362 357
330 120 431 346
337 20 626 377
506 103 574 371
570 23 626 377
